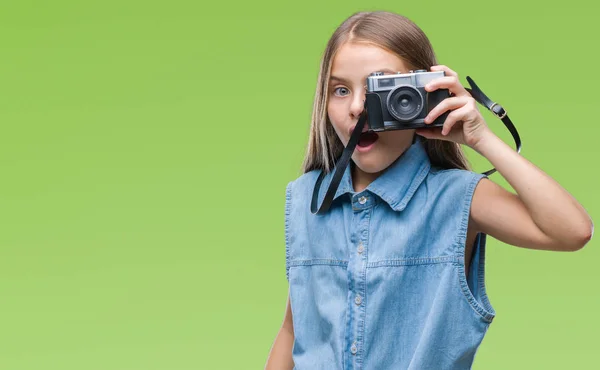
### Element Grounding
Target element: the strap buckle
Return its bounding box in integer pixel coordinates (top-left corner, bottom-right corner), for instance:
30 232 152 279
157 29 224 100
489 102 507 119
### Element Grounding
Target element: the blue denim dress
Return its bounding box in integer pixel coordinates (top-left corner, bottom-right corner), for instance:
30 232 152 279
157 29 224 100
285 141 496 369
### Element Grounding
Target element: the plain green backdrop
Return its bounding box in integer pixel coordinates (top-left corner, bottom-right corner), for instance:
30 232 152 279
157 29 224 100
0 0 598 369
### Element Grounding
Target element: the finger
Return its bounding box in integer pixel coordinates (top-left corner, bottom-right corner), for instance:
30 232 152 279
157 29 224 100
441 105 470 135
430 65 458 78
424 76 469 97
424 96 470 124
415 127 443 140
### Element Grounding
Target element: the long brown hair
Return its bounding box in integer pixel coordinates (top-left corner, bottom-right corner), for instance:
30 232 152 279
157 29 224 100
301 11 470 174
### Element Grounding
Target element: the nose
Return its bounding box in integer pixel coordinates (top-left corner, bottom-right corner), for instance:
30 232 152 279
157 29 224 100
350 89 366 119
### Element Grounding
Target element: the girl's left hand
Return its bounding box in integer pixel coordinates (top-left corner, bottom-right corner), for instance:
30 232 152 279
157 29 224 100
415 65 492 149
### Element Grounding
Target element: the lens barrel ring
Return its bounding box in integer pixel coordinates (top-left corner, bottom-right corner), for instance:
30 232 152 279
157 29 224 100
386 85 424 122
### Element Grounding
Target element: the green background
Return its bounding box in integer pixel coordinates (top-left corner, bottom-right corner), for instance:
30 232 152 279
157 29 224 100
0 0 598 369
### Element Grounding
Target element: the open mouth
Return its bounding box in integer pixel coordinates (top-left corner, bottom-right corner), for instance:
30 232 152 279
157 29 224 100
348 121 379 151
357 131 379 147
357 131 379 148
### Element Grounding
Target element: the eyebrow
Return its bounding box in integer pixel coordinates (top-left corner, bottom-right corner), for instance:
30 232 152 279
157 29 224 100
330 68 398 84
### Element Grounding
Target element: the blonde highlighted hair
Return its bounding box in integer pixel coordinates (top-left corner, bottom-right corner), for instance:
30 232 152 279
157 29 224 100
301 11 470 174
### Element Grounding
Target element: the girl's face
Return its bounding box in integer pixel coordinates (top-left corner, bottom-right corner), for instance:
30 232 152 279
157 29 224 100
327 42 415 182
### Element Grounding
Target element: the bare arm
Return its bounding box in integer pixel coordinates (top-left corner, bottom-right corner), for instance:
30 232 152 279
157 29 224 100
265 290 295 370
470 133 593 251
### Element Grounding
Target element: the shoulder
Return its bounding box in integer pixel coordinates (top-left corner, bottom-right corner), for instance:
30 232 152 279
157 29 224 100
428 166 484 179
421 167 488 227
285 169 322 213
286 169 321 196
426 168 517 233
426 167 487 193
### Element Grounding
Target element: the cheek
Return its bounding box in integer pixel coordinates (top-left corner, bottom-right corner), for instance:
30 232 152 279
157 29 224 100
327 102 345 135
327 100 338 119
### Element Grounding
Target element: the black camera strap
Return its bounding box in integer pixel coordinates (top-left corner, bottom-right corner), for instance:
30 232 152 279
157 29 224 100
465 76 522 174
310 76 522 215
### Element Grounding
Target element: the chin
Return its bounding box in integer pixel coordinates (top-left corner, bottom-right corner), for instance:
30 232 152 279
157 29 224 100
352 154 395 174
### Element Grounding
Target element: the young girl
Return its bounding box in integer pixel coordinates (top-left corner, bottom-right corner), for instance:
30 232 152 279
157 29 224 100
265 11 593 370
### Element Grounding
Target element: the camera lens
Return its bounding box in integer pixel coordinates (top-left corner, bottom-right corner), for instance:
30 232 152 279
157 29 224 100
386 85 424 122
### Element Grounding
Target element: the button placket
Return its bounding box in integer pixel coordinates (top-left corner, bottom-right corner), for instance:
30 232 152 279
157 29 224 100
346 200 370 365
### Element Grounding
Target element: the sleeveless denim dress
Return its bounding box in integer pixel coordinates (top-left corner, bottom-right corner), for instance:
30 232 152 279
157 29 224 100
284 141 496 370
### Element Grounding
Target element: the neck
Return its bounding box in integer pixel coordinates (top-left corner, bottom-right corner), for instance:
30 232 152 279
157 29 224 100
351 163 383 193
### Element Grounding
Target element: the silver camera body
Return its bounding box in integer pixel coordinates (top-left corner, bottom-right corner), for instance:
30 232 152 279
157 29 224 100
365 69 450 131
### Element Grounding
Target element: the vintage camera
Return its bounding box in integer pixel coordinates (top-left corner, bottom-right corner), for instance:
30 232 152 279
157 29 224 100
365 69 450 131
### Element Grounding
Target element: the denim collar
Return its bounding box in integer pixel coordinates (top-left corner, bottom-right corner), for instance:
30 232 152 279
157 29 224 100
316 140 431 212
